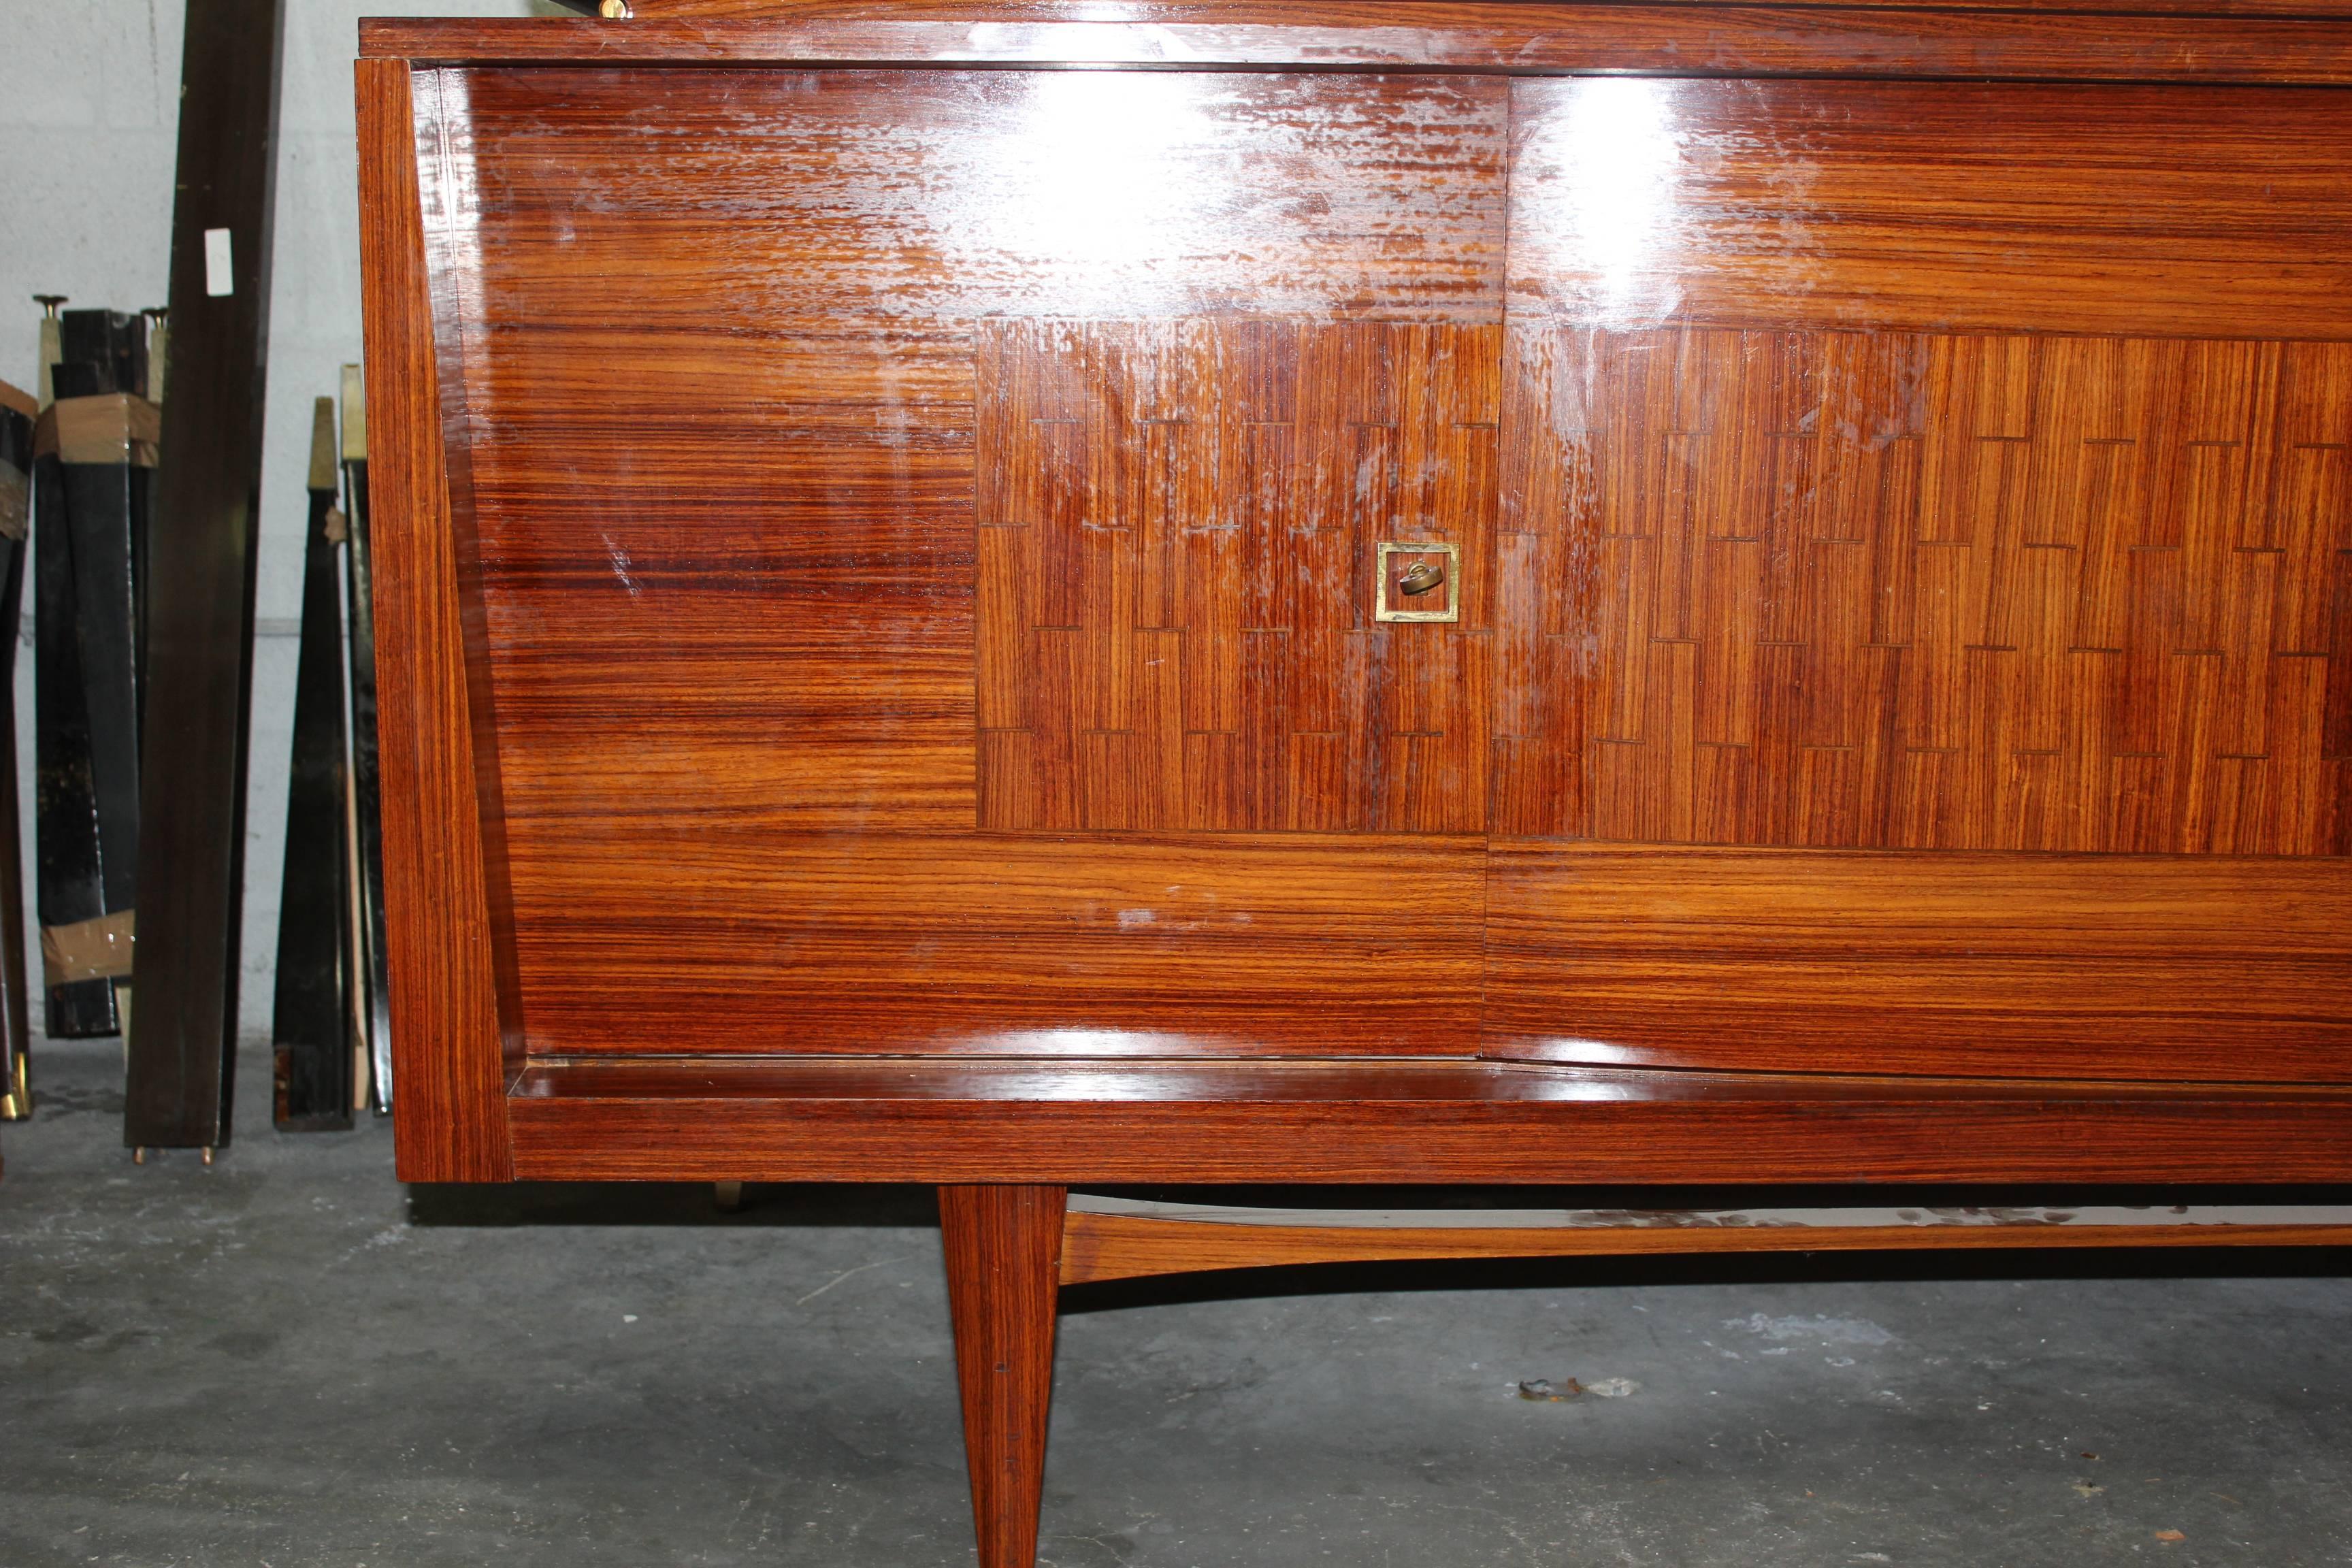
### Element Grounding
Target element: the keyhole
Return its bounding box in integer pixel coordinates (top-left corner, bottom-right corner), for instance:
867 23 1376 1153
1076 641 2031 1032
1396 559 1446 596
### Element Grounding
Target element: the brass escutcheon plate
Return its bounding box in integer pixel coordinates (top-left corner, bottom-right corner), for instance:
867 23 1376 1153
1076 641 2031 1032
1374 540 1460 623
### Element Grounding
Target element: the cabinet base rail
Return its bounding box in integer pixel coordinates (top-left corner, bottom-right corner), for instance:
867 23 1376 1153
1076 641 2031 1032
934 1183 2352 1568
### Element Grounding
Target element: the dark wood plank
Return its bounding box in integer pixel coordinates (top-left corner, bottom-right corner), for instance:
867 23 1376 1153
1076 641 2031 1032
1508 80 2352 338
940 1184 1064 1568
271 399 356 1130
505 1056 2352 1182
359 11 2352 86
508 832 1484 1055
0 390 33 1126
339 368 395 1109
29 411 145 1041
1486 842 2352 1082
357 59 513 1181
125 0 288 1150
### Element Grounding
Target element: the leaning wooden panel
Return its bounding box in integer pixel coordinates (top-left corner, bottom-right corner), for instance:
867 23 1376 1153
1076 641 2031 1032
356 59 512 1181
508 832 1484 1056
1486 841 2352 1082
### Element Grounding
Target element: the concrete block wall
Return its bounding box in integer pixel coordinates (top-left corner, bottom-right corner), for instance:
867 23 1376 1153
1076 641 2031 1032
0 0 544 1056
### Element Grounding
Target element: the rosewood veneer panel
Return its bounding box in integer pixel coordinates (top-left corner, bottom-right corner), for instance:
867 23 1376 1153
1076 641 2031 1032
359 13 2352 86
1058 1205 2352 1286
1509 80 2352 338
431 64 1508 1062
446 68 994 836
616 1 2352 21
504 1056 2352 1182
1497 327 2352 849
1492 81 2352 851
476 448 980 833
367 24 2352 1195
978 318 1498 834
359 62 513 1181
1486 842 2352 1081
452 65 1504 329
508 832 1484 1055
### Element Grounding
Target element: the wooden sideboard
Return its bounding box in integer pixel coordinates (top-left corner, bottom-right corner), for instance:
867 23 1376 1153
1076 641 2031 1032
356 4 2352 1560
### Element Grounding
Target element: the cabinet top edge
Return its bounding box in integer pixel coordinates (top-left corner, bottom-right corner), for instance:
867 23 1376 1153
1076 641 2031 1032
357 10 2352 84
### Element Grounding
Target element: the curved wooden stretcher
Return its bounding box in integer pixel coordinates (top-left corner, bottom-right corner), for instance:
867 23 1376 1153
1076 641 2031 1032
356 3 2352 1559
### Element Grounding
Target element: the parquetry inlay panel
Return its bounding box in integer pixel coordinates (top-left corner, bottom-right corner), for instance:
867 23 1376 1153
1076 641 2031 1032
978 318 1498 833
1499 327 2352 853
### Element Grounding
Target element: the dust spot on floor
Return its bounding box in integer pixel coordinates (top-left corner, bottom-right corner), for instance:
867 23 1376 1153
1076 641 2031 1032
1726 1313 1896 1346
1516 1377 1639 1401
206 1328 279 1360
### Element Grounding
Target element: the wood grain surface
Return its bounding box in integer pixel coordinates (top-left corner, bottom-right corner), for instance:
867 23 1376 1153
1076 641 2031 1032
978 318 1497 833
449 63 1508 852
612 1 2352 21
449 67 979 838
120 0 287 1149
357 12 2352 87
357 27 2352 1568
940 1185 1064 1568
1059 1209 2352 1286
504 1056 2352 1182
1497 327 2352 851
508 831 1482 1055
1509 80 2352 339
359 60 513 1181
1486 843 2352 1081
363 20 2352 1191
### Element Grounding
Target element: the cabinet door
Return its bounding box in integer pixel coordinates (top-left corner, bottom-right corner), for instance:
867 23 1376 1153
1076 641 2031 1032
976 317 1496 836
1488 79 2352 1081
438 65 1506 1058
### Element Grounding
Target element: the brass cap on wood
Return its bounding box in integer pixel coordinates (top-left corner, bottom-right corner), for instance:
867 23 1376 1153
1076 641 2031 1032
308 395 338 491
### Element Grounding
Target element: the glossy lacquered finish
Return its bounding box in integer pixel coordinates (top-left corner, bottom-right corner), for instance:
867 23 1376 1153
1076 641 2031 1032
1487 845 2352 1080
1507 81 2352 338
503 1057 2352 1183
1497 329 2352 853
358 59 514 1181
605 0 2352 19
357 14 2352 1561
1058 1203 2352 1287
364 42 2352 1115
359 9 2352 86
122 0 287 1149
941 1186 1064 1568
979 319 1499 834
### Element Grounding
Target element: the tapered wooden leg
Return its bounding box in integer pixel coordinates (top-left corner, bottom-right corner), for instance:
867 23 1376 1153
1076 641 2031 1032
940 1184 1066 1568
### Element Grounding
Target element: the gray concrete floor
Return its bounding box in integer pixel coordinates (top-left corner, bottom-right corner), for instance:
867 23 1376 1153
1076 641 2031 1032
4 1039 2351 1567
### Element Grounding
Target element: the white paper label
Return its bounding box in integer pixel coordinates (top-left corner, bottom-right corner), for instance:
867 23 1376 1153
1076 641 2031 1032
203 228 233 297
